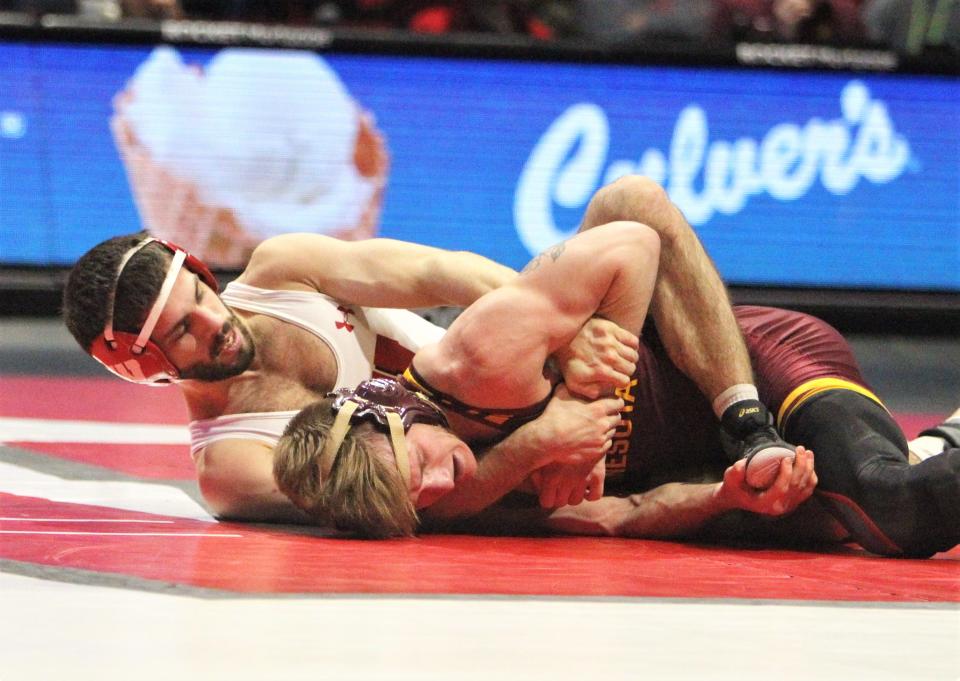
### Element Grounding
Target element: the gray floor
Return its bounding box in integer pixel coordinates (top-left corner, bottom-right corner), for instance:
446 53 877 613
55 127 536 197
1 315 957 415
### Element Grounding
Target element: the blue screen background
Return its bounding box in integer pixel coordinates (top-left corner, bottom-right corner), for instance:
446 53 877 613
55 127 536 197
0 42 957 291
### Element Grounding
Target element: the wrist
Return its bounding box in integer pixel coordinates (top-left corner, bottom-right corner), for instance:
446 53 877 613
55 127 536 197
710 481 736 513
497 422 554 472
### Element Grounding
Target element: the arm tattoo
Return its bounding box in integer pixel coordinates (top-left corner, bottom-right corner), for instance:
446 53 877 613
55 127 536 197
521 242 566 274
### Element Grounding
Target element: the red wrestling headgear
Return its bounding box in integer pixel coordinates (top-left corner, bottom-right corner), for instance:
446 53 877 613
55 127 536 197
88 237 218 386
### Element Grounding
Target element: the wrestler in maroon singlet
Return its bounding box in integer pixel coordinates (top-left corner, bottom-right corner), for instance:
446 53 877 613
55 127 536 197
605 306 960 557
607 306 865 485
403 304 957 555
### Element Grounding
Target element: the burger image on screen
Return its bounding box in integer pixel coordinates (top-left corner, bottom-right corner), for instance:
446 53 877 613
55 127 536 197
112 47 389 269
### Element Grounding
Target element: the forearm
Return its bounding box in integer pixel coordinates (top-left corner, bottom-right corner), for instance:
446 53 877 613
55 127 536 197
243 234 516 310
421 423 550 523
579 177 752 399
423 387 625 525
438 449 817 538
199 470 309 524
433 482 733 537
425 251 517 308
543 482 732 538
209 492 311 525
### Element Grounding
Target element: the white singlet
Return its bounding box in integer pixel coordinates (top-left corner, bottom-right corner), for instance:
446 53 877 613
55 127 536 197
188 282 445 457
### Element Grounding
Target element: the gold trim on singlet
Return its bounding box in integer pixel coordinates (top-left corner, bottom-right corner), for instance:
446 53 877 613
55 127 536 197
777 377 887 431
401 367 425 390
401 366 551 431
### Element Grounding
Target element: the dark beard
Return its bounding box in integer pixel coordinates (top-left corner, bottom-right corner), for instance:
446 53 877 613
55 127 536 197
179 314 256 382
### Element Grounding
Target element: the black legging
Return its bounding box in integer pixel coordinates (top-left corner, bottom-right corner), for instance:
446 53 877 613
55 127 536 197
785 390 960 557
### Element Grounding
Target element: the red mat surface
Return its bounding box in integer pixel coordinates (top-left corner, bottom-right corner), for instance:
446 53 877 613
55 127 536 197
2 375 957 601
2 493 957 600
11 442 195 480
0 376 189 424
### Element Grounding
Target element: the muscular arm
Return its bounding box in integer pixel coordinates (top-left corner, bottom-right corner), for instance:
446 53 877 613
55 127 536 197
580 176 753 402
421 317 641 523
415 221 660 410
551 448 815 537
196 439 310 524
438 448 817 538
421 386 624 525
238 233 517 309
547 484 731 537
439 482 731 538
420 426 551 528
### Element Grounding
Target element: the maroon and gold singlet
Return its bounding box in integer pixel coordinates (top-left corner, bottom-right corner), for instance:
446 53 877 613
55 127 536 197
606 306 885 488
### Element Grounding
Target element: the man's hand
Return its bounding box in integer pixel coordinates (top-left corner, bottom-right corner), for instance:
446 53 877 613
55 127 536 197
554 317 640 399
521 384 623 507
717 446 817 516
422 385 621 522
531 457 606 508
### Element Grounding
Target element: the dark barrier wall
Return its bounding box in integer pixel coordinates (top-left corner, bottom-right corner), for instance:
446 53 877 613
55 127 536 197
1 18 957 310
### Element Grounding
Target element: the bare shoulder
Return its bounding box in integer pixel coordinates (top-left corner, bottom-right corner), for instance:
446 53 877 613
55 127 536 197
237 234 344 292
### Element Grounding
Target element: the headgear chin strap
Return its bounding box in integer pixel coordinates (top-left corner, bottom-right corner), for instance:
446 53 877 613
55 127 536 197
88 237 218 386
320 378 449 487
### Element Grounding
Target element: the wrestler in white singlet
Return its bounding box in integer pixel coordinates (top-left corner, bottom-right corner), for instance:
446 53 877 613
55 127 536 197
189 281 445 459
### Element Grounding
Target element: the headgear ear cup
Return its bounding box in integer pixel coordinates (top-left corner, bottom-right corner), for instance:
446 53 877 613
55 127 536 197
88 237 217 385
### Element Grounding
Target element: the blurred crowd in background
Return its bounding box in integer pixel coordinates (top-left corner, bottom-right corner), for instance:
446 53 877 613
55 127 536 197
1 0 956 55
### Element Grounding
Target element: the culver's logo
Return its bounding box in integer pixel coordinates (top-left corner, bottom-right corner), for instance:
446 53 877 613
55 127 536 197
514 80 912 253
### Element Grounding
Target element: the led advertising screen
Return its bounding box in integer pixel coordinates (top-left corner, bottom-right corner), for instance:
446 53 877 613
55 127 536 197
1 41 957 291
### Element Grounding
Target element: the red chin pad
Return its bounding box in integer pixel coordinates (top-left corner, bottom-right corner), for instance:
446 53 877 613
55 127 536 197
89 332 180 385
154 238 218 293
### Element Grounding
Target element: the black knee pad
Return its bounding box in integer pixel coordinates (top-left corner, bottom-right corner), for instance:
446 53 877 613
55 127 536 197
786 390 960 557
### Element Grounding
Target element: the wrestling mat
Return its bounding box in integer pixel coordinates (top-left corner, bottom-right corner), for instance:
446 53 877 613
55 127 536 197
3 374 958 681
2 375 956 601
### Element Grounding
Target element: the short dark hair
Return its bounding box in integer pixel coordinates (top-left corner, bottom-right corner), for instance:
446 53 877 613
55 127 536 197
62 232 172 352
274 398 418 538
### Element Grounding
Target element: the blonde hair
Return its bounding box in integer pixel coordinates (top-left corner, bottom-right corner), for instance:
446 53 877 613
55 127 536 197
273 398 418 538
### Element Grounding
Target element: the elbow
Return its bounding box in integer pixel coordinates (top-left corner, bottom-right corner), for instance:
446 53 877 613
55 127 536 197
198 471 305 524
196 463 264 521
197 468 242 520
605 221 661 277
